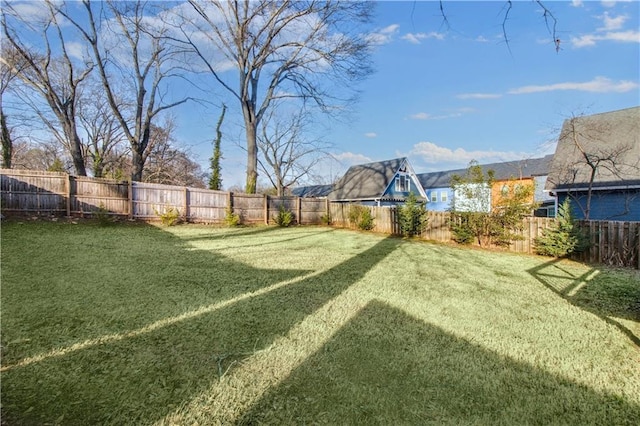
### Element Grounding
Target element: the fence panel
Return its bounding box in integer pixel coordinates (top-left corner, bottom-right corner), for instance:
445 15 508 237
71 177 129 215
423 211 451 242
0 170 67 214
268 196 298 224
188 188 228 222
232 193 266 224
300 199 327 224
132 182 186 219
574 220 640 268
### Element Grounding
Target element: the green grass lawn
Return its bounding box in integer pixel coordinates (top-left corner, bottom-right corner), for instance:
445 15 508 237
1 221 639 425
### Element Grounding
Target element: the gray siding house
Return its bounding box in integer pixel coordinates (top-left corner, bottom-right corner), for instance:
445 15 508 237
546 106 640 221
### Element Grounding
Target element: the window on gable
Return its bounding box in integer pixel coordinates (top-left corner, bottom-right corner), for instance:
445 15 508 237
395 175 410 192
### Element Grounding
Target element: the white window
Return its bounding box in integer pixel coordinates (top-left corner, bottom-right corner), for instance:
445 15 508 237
440 191 448 203
431 192 437 203
395 175 410 192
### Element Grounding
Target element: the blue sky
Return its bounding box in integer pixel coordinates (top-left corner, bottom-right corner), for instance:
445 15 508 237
175 0 638 189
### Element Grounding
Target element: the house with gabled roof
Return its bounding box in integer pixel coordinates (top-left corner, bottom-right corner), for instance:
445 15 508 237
546 106 640 221
290 184 333 198
327 157 427 206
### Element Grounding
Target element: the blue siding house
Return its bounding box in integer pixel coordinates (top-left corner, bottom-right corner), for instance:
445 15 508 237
546 106 640 221
328 157 427 206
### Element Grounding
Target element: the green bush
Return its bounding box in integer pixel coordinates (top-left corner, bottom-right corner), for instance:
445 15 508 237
399 193 429 237
535 199 590 257
449 212 476 245
320 212 332 226
93 203 113 226
156 207 181 226
348 204 374 231
224 206 241 227
273 204 294 227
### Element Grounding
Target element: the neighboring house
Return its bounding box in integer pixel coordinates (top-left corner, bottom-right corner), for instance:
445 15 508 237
328 157 427 206
490 155 555 217
417 169 458 212
418 155 554 215
546 106 640 221
290 184 333 198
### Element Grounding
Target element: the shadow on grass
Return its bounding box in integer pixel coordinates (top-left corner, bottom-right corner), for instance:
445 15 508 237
1 224 400 425
240 300 640 424
178 226 336 250
528 258 640 348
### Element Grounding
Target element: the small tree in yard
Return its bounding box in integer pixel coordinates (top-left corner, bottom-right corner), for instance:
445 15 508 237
399 192 429 238
450 161 537 247
535 198 590 257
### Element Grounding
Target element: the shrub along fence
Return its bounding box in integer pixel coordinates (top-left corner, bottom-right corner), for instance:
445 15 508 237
2 169 638 268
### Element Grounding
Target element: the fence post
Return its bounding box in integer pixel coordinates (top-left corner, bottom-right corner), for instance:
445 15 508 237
296 197 302 224
264 194 269 225
128 181 134 220
184 187 189 222
66 174 72 217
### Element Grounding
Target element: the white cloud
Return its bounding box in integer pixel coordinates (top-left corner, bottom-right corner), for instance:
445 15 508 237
332 152 372 166
409 108 473 120
364 132 377 138
508 76 639 94
598 12 628 31
401 32 445 44
410 112 431 120
456 93 502 100
571 8 638 48
408 141 531 168
475 35 490 43
367 24 400 45
571 0 584 6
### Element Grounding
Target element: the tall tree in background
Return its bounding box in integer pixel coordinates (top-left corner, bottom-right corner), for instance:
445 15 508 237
143 118 207 188
209 104 226 190
1 1 93 176
76 80 129 178
174 0 374 193
60 0 191 181
0 45 26 168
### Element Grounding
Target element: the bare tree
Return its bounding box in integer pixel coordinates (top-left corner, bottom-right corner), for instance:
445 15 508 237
76 80 129 178
172 0 374 193
60 0 191 181
257 106 330 196
0 45 27 168
1 1 94 175
143 118 207 188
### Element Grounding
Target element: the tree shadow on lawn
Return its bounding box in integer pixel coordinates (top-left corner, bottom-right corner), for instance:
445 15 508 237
1 231 401 425
528 258 640 348
177 226 337 250
240 300 640 425
0 222 309 366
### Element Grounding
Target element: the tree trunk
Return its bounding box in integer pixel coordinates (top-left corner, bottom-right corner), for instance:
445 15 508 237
243 113 258 194
131 150 144 182
1 110 12 168
69 127 87 176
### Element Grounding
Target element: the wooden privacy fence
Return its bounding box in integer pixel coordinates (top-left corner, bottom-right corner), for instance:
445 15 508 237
0 169 329 225
2 169 638 268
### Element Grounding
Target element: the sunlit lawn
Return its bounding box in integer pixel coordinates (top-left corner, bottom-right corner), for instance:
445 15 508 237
1 221 639 425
